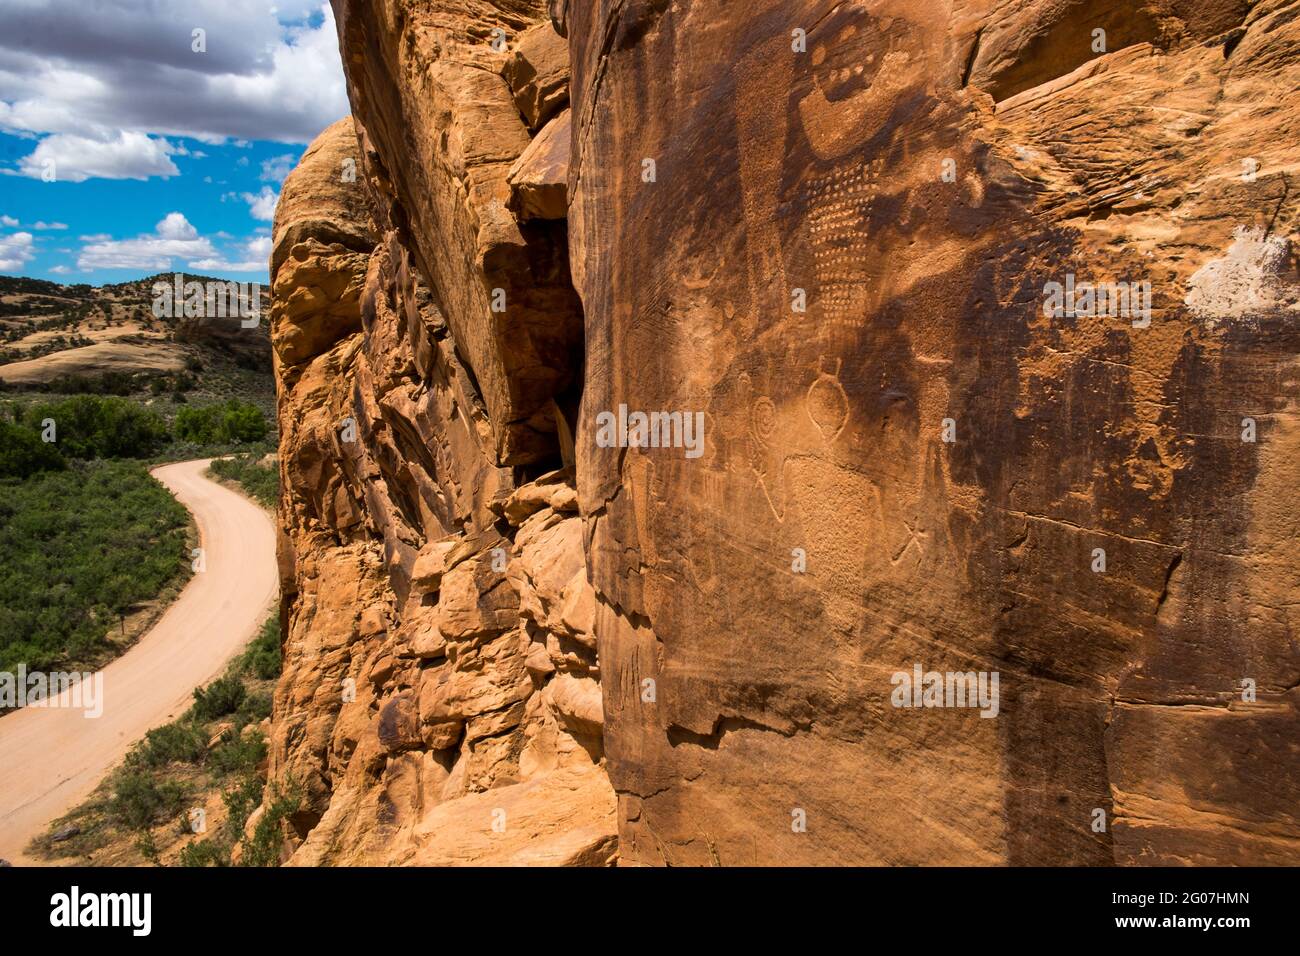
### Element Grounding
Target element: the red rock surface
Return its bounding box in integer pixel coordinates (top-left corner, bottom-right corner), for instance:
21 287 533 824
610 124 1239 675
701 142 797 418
266 1 1300 865
269 110 613 866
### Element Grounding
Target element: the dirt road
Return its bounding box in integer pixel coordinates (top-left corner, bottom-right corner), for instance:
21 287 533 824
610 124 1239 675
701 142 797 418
0 458 278 863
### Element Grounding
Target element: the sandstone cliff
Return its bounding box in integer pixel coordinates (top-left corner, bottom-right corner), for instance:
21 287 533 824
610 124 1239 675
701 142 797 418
268 0 1300 865
269 104 613 864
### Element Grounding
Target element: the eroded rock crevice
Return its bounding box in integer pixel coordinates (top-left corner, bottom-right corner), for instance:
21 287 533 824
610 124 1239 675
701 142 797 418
268 4 607 864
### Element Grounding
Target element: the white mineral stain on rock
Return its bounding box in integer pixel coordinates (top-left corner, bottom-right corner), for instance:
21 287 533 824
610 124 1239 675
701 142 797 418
1184 225 1290 327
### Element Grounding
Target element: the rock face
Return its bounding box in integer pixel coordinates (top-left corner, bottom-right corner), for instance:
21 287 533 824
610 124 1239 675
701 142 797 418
330 0 582 468
503 21 571 131
269 106 613 864
565 0 1300 865
269 0 1300 865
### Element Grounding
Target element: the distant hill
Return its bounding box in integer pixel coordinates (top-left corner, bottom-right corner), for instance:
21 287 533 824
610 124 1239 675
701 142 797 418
0 273 271 393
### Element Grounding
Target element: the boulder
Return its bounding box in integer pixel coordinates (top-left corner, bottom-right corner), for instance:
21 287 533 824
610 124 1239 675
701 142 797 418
502 22 570 131
507 108 571 220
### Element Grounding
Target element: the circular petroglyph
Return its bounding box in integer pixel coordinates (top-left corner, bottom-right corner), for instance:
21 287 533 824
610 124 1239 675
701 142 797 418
807 364 849 444
751 396 777 443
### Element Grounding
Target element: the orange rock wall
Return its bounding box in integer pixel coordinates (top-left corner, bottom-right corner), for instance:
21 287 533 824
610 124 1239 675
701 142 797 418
267 1 1300 865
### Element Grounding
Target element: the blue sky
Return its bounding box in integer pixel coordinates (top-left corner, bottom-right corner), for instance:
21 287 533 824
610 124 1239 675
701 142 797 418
0 1 351 285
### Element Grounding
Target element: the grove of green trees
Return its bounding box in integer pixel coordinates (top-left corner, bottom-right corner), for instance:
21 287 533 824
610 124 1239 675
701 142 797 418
0 395 269 479
174 399 268 445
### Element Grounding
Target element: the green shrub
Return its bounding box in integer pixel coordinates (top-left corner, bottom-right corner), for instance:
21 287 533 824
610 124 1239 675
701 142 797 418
240 616 281 679
0 420 65 479
110 772 188 831
222 774 263 833
135 830 162 865
176 838 229 868
128 721 207 769
20 395 169 459
239 787 300 867
236 690 273 725
176 774 263 867
174 399 267 445
192 673 246 720
209 453 277 508
0 460 190 673
208 732 266 776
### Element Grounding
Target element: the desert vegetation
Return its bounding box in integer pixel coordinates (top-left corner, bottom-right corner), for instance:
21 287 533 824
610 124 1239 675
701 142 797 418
0 394 272 675
174 398 268 446
0 460 191 675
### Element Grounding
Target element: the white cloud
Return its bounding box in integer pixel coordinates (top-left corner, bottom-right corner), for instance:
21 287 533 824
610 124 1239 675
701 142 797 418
260 153 298 184
156 212 198 240
72 214 269 276
16 131 179 182
241 186 279 221
188 234 274 273
0 231 35 272
49 264 71 274
187 257 265 272
76 213 215 270
246 236 273 259
0 215 17 227
0 2 348 156
33 221 68 230
269 0 331 21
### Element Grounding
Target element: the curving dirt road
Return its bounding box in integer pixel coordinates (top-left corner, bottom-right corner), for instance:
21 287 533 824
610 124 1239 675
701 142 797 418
0 458 278 864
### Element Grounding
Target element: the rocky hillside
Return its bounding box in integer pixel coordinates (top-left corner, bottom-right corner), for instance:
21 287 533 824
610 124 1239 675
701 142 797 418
0 273 270 389
266 0 1300 865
